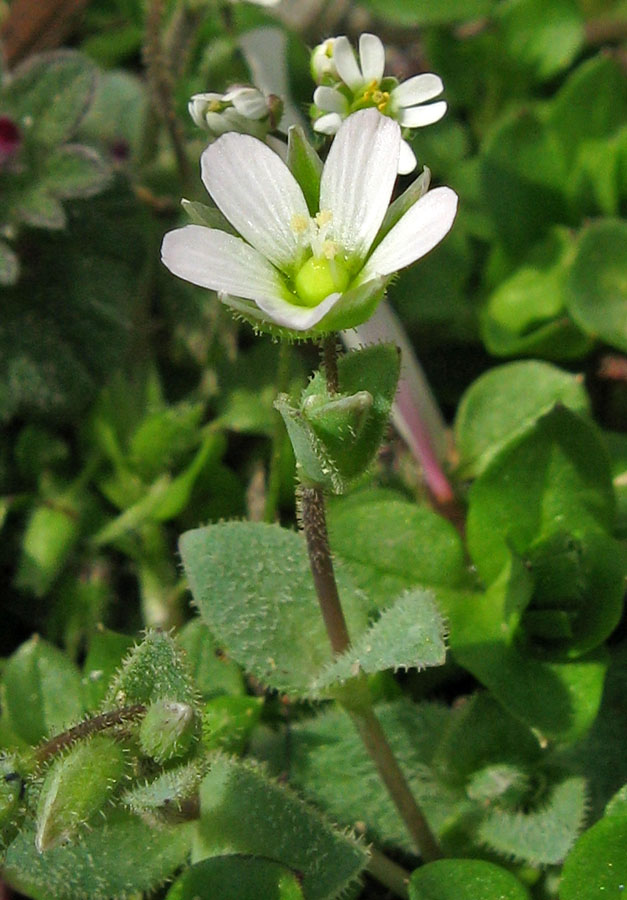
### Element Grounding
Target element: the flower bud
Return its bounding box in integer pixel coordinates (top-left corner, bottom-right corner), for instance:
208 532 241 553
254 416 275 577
188 86 280 142
310 39 339 84
35 736 126 852
139 700 196 763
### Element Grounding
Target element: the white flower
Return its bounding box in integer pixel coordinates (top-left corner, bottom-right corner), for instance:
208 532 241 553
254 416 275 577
312 34 447 175
161 109 457 335
188 86 282 141
311 38 340 84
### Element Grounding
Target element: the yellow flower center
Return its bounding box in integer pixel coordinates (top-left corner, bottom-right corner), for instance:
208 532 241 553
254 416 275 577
290 209 350 307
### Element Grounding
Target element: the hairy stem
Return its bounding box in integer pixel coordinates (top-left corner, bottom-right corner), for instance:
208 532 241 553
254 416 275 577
264 342 291 523
143 0 190 189
35 705 146 765
367 847 411 899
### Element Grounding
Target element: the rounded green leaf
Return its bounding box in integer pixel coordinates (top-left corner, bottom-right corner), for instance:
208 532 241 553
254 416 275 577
455 360 589 478
166 856 303 900
2 636 83 745
495 0 584 81
362 0 495 26
467 406 615 585
565 219 627 353
409 858 531 900
560 815 627 900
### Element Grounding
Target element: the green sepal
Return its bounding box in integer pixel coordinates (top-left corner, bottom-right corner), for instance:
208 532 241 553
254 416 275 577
35 735 127 852
103 630 197 709
122 757 207 825
276 344 400 493
139 700 197 763
287 126 322 215
181 199 237 235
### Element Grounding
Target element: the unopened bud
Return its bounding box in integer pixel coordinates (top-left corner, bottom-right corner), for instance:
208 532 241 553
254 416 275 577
139 700 196 763
311 39 339 84
35 736 126 852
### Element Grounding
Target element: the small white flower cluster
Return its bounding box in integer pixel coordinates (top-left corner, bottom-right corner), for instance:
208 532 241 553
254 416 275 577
311 33 447 175
188 86 282 143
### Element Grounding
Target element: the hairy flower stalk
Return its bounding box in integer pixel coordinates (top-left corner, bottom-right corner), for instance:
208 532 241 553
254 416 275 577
161 108 457 336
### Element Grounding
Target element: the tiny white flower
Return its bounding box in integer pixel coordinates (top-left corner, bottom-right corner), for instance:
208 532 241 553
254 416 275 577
162 109 457 336
188 86 282 142
311 38 340 84
311 34 447 175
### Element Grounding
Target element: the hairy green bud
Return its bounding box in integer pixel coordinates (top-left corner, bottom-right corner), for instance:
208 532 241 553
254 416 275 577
35 735 126 852
139 700 196 763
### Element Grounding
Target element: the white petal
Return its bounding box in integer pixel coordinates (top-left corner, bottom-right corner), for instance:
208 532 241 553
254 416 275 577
253 288 344 331
320 109 400 263
333 36 363 91
229 88 268 120
391 73 444 108
398 140 417 175
359 34 385 84
313 86 349 115
398 101 447 129
161 225 289 303
201 133 309 271
313 112 343 135
360 186 458 279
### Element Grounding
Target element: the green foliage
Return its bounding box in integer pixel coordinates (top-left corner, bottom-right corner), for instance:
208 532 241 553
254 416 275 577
166 856 304 900
328 489 467 608
560 813 627 899
287 126 322 215
193 755 368 900
2 636 84 746
454 360 590 478
4 811 193 900
180 521 369 696
103 630 197 708
409 859 530 900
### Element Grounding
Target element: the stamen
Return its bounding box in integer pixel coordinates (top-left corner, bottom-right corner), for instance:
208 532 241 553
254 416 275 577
290 214 310 235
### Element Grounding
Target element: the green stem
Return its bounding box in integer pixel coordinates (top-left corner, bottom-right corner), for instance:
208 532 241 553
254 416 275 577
367 847 411 899
299 333 443 860
34 705 146 765
264 342 291 523
143 0 190 189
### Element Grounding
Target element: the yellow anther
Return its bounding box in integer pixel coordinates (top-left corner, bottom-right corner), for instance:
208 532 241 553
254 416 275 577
290 214 309 234
315 210 332 227
322 240 338 259
208 100 222 112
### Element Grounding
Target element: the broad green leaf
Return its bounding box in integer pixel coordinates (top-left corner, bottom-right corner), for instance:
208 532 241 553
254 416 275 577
478 776 586 865
42 144 112 199
14 186 66 229
560 814 627 900
440 571 609 741
481 228 577 349
480 108 568 258
166 856 304 900
287 126 322 215
193 756 368 900
564 219 627 353
0 239 19 285
495 0 584 81
3 50 96 146
549 55 627 164
179 521 368 697
15 493 84 597
409 859 530 900
480 308 592 360
313 589 446 691
4 811 192 900
2 636 83 745
103 630 196 709
176 619 245 699
605 784 627 818
454 360 589 478
328 489 466 608
77 69 147 159
290 700 465 851
467 406 615 585
361 0 495 26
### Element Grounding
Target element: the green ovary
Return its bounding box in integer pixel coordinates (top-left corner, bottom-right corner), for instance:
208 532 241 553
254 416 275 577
294 256 350 308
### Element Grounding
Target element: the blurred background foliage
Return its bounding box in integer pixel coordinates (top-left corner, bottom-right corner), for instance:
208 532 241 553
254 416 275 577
0 0 626 896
